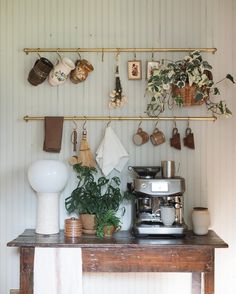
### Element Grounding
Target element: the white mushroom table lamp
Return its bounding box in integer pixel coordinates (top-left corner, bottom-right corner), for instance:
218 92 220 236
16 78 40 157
28 160 68 235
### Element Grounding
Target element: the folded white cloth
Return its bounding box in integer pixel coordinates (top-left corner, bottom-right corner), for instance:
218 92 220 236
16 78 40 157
96 126 129 176
34 248 83 294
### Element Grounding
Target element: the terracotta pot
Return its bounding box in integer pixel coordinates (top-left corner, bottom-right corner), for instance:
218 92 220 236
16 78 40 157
80 214 96 232
103 225 116 237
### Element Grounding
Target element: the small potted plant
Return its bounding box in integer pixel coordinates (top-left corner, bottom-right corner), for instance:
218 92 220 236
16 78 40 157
146 50 234 116
65 164 124 234
96 209 121 238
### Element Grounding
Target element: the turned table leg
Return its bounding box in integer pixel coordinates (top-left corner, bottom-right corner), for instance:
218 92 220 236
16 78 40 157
20 247 34 294
204 271 214 294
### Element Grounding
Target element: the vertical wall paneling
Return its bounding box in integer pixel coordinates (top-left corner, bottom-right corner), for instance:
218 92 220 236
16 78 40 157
0 0 236 293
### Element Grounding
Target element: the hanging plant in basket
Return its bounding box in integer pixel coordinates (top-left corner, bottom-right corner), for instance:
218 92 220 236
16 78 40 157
146 51 235 117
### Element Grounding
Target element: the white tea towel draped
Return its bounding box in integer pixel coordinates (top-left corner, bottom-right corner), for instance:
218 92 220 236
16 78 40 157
96 126 129 176
34 248 83 294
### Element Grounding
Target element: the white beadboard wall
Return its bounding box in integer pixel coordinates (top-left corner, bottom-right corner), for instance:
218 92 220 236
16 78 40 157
0 0 236 293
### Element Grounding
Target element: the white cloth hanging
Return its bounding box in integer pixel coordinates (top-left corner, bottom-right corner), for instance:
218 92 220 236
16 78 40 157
34 248 83 294
96 126 129 176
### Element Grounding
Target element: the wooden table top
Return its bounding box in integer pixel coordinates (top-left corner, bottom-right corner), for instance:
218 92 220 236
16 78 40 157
7 229 228 249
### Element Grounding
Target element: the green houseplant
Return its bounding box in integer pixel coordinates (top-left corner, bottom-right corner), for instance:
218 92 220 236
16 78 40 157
146 50 234 116
65 164 124 234
96 209 121 238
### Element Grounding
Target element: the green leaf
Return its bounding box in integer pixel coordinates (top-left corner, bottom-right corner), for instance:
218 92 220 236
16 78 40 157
195 92 203 101
213 87 220 95
226 74 235 84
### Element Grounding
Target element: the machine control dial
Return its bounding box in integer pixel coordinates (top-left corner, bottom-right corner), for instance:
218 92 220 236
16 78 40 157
141 183 147 189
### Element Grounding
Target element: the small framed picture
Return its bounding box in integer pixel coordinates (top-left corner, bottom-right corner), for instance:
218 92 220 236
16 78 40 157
146 61 160 80
128 60 142 80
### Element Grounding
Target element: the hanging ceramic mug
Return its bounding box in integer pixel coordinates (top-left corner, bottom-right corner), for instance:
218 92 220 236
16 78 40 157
170 127 181 150
28 57 53 86
150 128 165 146
133 127 149 146
70 59 94 84
48 57 75 86
183 127 195 149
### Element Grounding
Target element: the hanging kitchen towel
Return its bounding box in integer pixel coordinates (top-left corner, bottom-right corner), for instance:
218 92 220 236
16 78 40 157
43 116 64 152
96 126 129 176
34 248 83 294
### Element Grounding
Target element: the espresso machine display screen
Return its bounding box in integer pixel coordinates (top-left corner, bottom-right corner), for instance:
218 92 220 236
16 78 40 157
151 182 168 192
131 166 187 236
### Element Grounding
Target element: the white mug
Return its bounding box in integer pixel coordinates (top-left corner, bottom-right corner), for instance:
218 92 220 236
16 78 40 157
48 57 75 86
161 206 175 226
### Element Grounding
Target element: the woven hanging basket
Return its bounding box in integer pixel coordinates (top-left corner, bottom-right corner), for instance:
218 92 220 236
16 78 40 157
172 83 204 106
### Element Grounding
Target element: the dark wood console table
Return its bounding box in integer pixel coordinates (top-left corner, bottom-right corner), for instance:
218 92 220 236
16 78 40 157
7 229 228 294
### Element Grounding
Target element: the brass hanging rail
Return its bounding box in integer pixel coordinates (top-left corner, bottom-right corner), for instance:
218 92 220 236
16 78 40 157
23 47 217 54
23 115 216 122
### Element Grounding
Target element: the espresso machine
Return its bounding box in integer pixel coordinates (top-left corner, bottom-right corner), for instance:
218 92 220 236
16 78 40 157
129 166 187 236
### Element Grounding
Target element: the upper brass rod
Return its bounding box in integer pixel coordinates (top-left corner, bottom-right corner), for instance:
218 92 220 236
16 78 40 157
23 115 216 122
23 47 217 54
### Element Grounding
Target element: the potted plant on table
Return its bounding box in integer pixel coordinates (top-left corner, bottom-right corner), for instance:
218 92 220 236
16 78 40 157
146 50 234 116
96 209 121 238
65 164 124 236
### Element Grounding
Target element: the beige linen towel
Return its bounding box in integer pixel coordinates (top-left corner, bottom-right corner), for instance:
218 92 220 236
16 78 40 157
34 248 83 294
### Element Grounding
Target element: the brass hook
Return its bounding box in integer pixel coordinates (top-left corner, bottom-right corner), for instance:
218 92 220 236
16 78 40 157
82 118 87 130
107 117 112 127
187 117 190 128
77 48 82 60
155 117 159 127
72 119 78 130
102 48 104 62
56 48 62 60
36 48 41 59
138 117 142 128
151 49 154 61
174 117 177 128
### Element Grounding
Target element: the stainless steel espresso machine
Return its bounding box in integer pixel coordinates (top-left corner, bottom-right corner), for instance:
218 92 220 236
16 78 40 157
129 166 187 236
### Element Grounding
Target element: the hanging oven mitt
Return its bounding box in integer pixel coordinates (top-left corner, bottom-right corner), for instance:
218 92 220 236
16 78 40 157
96 126 129 176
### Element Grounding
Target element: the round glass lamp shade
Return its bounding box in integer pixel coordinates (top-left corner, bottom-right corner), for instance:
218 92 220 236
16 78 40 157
28 159 68 193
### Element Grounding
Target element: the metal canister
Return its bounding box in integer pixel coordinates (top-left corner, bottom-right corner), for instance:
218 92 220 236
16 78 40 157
161 160 175 178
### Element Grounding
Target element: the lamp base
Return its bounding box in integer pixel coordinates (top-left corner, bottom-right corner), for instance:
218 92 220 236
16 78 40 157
36 192 60 234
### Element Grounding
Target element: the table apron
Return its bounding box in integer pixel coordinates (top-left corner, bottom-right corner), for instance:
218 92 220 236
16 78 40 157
82 247 214 272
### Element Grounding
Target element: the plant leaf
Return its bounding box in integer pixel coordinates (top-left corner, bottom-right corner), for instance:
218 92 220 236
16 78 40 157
226 74 235 84
213 87 220 95
195 92 203 101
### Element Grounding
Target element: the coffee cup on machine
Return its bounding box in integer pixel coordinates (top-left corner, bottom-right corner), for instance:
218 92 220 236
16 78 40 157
160 205 176 226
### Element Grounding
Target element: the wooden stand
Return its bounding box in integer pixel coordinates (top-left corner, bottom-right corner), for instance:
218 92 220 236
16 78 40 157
7 230 228 294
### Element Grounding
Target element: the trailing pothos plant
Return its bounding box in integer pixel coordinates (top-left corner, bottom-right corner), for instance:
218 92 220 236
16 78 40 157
146 50 235 117
65 164 124 216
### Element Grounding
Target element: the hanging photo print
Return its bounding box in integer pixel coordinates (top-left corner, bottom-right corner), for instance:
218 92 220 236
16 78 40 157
127 60 142 80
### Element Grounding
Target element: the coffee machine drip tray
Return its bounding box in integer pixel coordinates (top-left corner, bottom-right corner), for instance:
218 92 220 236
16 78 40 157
133 223 185 236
